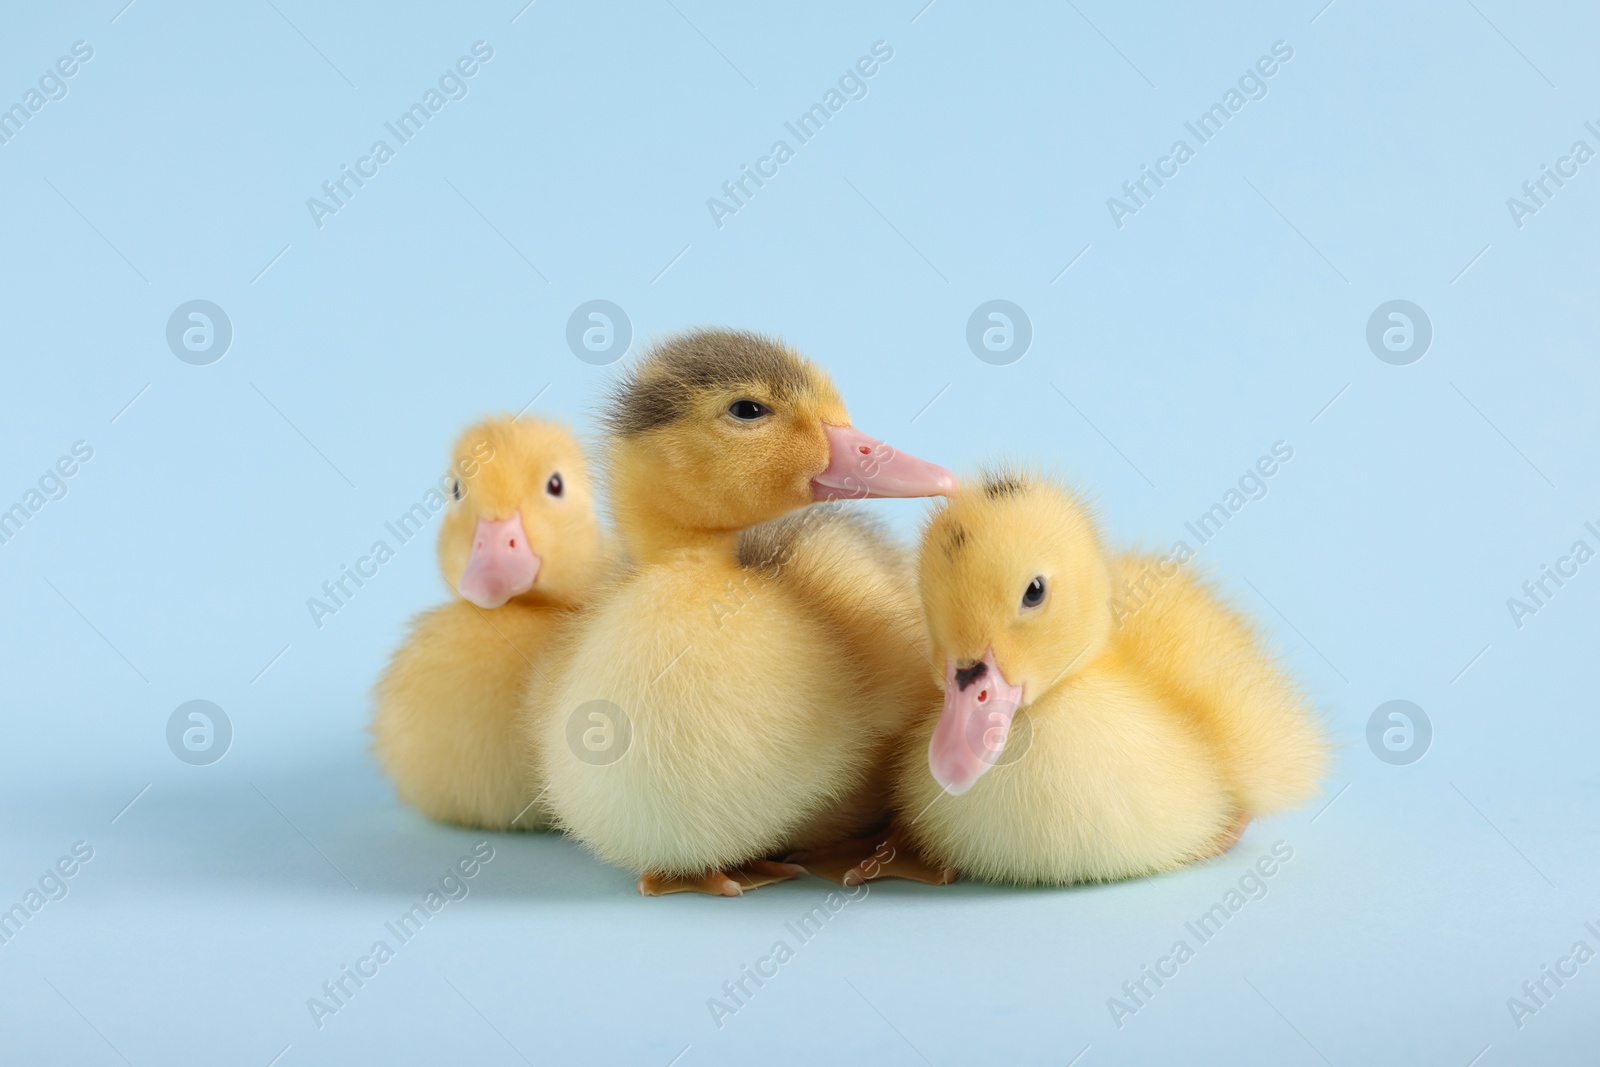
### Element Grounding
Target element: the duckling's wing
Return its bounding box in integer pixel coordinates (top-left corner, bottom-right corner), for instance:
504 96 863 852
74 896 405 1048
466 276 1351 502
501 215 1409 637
740 505 906 578
738 506 932 729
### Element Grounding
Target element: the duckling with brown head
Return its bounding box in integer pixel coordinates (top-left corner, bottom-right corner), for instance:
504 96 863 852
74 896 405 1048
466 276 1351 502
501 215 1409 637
532 328 956 896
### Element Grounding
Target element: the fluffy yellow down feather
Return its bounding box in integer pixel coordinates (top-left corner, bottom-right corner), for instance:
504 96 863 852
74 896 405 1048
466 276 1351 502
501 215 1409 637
371 416 608 830
896 469 1327 884
531 329 946 895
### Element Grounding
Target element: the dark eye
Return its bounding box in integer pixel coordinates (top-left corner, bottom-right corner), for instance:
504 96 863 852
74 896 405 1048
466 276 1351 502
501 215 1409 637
728 399 770 421
450 479 462 501
546 473 563 497
1021 576 1046 609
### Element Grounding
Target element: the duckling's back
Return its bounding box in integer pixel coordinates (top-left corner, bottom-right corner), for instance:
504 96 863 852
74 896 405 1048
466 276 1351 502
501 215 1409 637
1107 554 1328 816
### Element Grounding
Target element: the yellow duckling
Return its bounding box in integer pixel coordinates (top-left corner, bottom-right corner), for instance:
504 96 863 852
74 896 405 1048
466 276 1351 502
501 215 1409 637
532 327 955 896
734 505 939 852
879 469 1327 885
372 416 608 830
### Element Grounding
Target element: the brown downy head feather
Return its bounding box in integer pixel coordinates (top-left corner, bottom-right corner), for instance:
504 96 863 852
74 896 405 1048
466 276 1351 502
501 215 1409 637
600 328 849 554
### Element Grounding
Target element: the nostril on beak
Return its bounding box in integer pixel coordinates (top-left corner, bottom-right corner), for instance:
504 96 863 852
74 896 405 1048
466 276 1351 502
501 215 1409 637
977 689 988 703
954 661 988 691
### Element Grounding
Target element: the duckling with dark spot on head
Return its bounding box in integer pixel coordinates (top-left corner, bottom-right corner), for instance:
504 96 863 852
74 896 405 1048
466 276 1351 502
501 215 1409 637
877 468 1327 885
530 327 956 896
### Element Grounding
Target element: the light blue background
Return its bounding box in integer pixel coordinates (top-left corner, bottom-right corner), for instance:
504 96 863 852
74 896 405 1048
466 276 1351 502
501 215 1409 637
2 1 1596 1064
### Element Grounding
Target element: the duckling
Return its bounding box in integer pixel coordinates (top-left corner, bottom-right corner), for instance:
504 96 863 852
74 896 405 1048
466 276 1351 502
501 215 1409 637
530 327 955 896
734 505 939 854
865 469 1326 885
372 416 608 831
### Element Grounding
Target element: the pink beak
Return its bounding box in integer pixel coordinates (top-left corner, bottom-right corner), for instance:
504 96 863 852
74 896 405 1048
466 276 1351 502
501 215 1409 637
811 425 957 501
928 650 1025 796
457 514 541 608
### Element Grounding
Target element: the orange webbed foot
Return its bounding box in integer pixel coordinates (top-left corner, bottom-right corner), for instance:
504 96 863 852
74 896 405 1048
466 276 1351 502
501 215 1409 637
788 828 957 887
637 859 805 897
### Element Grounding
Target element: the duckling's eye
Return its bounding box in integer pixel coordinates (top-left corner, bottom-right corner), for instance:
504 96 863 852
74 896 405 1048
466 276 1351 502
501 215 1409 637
728 399 770 421
450 479 462 502
546 473 563 497
1021 576 1047 610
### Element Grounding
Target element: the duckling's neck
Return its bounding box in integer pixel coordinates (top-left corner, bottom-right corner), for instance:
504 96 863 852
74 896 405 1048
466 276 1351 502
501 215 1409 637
613 505 740 566
1030 636 1115 707
605 452 769 565
511 586 577 610
631 528 740 566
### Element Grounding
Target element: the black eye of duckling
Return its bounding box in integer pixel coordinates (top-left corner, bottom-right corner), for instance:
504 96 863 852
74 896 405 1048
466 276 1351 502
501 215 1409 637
1022 576 1047 609
728 399 771 421
450 479 462 501
547 473 563 497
